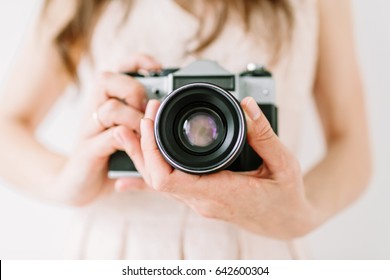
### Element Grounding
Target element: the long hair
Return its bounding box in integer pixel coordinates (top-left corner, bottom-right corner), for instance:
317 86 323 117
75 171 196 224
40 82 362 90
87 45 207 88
43 0 294 80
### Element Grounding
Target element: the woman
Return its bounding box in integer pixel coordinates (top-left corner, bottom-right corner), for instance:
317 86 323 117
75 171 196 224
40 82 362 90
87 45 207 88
0 0 371 259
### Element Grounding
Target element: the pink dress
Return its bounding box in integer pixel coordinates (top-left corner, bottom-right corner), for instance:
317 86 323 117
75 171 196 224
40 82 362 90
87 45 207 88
65 0 319 259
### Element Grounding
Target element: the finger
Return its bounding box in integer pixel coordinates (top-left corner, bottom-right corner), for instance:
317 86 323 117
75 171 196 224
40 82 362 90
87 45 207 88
113 53 162 73
82 125 129 160
98 98 144 133
144 99 161 119
241 97 291 172
114 125 146 178
100 72 147 111
114 177 151 192
140 116 174 190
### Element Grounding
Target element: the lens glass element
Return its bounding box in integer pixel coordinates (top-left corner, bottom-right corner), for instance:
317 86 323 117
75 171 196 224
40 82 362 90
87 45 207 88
183 113 218 147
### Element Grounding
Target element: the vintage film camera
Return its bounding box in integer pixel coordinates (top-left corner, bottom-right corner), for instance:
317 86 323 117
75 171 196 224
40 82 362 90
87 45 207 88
108 60 277 178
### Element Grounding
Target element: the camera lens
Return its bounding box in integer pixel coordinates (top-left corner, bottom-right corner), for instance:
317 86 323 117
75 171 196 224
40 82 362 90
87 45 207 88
183 112 218 148
155 83 246 174
177 106 226 155
178 105 226 156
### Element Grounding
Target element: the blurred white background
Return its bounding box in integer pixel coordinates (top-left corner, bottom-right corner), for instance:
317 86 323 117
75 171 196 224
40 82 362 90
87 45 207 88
0 0 389 259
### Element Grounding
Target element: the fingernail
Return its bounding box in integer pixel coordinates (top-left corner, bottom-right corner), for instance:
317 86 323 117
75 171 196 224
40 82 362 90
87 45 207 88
245 97 261 121
144 102 154 119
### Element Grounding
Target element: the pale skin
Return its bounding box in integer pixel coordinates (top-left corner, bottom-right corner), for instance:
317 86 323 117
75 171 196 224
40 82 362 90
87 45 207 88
0 0 371 240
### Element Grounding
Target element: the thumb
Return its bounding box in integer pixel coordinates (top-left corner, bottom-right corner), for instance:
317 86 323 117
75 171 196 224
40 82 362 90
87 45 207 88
241 97 289 172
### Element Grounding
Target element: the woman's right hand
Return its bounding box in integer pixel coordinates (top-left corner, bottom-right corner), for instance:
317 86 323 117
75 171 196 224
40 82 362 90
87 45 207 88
52 54 161 206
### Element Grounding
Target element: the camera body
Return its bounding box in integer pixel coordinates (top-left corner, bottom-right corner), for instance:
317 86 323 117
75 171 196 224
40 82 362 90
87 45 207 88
108 60 277 178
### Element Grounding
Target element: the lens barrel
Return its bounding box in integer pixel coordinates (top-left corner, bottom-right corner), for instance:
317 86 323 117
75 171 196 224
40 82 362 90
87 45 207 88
154 83 246 174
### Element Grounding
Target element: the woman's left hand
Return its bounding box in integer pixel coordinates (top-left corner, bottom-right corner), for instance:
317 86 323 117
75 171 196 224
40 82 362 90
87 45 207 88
115 97 318 240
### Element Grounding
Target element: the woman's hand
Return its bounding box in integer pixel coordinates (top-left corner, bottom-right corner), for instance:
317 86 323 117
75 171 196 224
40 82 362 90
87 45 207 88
53 54 160 206
115 98 318 239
